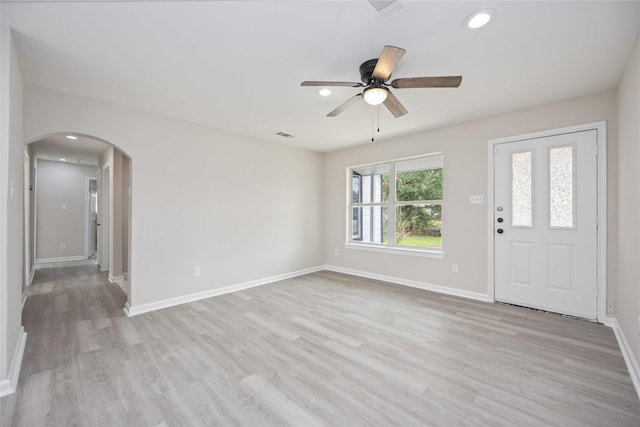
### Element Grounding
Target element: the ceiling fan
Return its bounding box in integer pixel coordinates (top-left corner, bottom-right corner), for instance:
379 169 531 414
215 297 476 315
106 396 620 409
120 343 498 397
301 45 462 118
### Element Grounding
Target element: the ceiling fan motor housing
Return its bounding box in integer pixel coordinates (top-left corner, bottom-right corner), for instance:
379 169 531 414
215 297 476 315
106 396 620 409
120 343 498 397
359 58 383 84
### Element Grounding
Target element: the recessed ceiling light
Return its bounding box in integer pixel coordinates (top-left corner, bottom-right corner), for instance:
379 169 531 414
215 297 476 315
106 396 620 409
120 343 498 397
60 158 67 162
317 88 332 97
66 135 77 140
464 9 494 29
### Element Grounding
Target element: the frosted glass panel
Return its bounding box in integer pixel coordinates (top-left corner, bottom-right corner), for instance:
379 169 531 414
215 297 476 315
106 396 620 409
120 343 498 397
511 151 533 227
549 146 574 228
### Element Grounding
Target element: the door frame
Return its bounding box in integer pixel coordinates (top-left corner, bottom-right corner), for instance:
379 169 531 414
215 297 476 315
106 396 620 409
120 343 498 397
84 177 98 259
487 121 607 323
101 164 110 272
23 151 31 285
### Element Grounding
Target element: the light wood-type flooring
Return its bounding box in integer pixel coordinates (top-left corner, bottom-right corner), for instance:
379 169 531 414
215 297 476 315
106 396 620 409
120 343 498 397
2 264 640 426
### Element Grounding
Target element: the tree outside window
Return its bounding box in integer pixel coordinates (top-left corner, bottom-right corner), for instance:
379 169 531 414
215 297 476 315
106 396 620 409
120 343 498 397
350 154 443 250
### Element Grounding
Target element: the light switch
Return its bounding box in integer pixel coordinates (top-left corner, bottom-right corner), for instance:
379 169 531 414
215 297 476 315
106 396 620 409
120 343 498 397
469 195 484 204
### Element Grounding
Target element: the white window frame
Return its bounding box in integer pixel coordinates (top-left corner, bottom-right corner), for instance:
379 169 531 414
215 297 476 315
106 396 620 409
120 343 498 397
346 153 445 259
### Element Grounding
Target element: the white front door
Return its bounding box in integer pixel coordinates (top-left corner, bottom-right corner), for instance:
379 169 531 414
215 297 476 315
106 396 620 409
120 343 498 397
494 130 598 319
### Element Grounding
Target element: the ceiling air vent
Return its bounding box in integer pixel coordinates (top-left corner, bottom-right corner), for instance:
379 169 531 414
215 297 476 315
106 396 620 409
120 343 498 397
367 0 406 21
276 132 295 138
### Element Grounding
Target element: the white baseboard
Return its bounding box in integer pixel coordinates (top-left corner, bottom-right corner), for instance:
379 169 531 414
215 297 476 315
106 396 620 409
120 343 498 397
0 328 27 397
123 272 129 281
21 293 27 311
323 264 492 303
28 265 35 286
35 255 86 264
108 275 125 283
606 317 640 399
124 266 324 317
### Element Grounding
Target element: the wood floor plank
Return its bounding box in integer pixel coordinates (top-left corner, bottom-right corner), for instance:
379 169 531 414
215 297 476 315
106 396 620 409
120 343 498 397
1 263 639 426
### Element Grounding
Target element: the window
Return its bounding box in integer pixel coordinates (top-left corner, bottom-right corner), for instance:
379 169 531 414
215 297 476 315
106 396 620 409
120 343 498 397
349 154 443 254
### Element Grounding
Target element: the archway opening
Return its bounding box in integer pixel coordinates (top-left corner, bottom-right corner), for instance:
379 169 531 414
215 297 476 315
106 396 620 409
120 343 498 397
24 132 132 306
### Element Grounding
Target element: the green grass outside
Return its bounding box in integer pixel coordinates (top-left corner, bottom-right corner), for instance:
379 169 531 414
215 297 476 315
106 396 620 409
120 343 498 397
396 234 442 248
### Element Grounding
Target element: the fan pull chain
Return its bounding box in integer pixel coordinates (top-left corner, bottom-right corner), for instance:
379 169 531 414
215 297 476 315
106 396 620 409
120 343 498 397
371 114 375 142
377 103 381 133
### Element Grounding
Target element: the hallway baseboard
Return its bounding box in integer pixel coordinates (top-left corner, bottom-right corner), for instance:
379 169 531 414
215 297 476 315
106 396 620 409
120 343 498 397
0 328 27 397
36 255 87 264
108 275 124 283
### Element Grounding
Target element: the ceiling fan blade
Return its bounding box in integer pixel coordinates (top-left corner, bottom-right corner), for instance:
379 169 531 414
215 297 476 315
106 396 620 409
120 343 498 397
327 94 363 117
383 91 408 118
391 76 462 89
372 45 406 81
301 81 363 87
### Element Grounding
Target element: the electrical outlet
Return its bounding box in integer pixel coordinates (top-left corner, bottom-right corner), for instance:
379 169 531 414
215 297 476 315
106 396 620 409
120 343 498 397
60 242 66 249
193 267 201 278
451 263 459 273
61 203 67 210
607 302 615 314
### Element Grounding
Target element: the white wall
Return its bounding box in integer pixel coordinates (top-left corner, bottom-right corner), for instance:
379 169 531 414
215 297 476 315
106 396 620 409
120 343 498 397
24 84 325 309
616 31 640 366
35 159 97 261
325 91 617 302
0 25 24 393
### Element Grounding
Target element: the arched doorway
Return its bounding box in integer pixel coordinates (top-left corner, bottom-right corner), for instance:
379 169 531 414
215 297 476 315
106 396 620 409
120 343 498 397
25 133 132 305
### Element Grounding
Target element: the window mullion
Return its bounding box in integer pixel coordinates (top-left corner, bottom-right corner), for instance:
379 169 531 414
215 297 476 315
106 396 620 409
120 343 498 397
388 162 396 246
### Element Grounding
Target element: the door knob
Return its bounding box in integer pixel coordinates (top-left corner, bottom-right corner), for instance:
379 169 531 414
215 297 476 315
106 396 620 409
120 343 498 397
497 218 504 223
497 229 504 234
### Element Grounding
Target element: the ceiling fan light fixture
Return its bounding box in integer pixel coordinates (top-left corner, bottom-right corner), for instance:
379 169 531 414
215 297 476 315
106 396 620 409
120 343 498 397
363 86 388 105
66 135 78 140
465 9 494 29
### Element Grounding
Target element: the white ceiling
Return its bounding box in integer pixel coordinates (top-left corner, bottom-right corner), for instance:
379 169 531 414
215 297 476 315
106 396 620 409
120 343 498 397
3 1 640 153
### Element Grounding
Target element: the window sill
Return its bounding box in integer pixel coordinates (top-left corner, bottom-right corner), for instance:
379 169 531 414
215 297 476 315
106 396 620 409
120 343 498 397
344 243 446 259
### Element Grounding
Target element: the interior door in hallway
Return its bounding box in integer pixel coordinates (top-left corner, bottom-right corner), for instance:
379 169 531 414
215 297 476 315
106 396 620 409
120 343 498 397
88 178 98 258
494 130 598 319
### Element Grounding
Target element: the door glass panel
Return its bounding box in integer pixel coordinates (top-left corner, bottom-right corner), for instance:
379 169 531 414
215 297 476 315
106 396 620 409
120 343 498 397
511 151 533 227
549 146 575 228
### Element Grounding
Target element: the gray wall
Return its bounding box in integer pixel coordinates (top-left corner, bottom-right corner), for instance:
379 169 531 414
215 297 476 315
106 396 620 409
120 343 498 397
616 30 640 368
0 25 24 390
24 85 325 309
325 90 617 301
35 159 97 261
